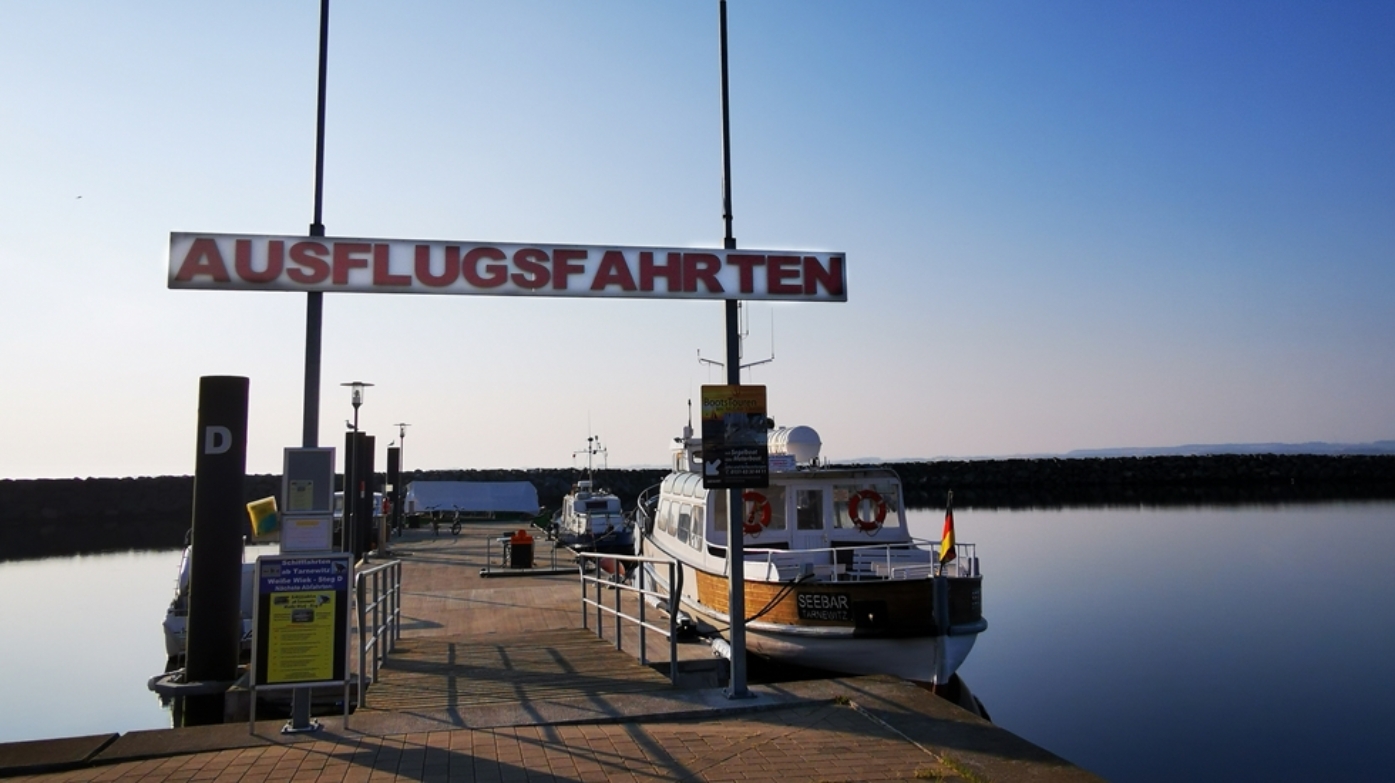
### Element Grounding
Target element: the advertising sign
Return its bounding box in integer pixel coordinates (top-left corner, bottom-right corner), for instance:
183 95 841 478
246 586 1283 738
700 385 769 489
169 233 846 302
252 554 352 687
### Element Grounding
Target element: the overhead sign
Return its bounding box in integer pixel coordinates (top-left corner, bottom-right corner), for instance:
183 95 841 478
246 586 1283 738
701 385 769 489
168 233 846 302
252 554 352 687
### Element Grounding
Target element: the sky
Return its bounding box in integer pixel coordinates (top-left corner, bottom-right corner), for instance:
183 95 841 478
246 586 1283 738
2 1 1392 479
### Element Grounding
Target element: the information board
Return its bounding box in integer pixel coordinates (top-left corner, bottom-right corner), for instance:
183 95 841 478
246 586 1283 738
700 385 769 489
252 554 352 687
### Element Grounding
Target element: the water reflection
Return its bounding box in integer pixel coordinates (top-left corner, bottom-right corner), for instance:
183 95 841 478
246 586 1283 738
908 502 1395 783
0 549 182 743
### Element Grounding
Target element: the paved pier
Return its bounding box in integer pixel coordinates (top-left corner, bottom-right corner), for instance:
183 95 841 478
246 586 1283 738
0 523 1102 782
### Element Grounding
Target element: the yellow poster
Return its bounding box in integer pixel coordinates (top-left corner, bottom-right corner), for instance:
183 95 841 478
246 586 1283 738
288 480 315 512
266 591 336 683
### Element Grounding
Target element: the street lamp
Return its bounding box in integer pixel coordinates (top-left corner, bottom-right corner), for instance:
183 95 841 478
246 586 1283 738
342 381 373 431
341 381 373 556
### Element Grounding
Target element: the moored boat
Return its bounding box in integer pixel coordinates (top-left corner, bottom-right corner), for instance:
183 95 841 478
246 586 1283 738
547 435 635 552
635 422 985 684
551 479 634 552
161 545 255 664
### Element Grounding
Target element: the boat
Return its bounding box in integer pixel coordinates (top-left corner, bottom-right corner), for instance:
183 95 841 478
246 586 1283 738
550 479 634 552
634 421 985 684
161 544 256 664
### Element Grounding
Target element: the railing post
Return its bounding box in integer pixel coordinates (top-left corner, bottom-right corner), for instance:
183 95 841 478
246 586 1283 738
580 557 589 630
614 570 622 651
668 561 678 681
638 556 647 666
356 574 367 707
372 569 382 682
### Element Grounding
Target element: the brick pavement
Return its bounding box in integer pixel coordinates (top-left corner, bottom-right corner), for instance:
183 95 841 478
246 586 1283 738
12 701 962 782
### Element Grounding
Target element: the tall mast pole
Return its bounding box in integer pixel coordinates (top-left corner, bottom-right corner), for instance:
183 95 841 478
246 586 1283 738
302 0 331 451
718 0 749 700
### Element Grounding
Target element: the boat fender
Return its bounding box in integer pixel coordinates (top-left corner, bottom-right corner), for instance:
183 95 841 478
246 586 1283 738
742 490 773 536
847 489 887 533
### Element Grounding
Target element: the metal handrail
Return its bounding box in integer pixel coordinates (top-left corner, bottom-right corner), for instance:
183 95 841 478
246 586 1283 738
355 558 402 706
576 552 679 684
717 539 979 579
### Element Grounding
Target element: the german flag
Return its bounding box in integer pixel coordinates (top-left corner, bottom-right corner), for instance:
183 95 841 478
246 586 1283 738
939 491 955 564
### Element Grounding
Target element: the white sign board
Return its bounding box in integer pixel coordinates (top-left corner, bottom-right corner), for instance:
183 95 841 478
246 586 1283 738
280 515 334 553
169 233 846 302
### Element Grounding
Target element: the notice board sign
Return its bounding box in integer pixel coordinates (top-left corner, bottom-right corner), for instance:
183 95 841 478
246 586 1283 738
283 447 335 514
700 385 769 489
252 554 352 687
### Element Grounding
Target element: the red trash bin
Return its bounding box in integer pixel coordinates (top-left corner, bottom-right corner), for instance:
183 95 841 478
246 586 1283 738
508 529 534 569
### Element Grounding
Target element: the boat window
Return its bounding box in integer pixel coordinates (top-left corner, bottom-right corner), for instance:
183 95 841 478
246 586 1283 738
833 483 903 529
677 505 692 544
690 506 704 549
706 492 727 544
657 501 673 535
795 489 823 530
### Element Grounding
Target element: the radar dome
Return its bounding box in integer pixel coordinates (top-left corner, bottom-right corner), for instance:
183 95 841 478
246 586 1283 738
769 426 822 464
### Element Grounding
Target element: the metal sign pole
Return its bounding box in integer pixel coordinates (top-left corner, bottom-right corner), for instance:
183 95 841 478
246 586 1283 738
718 0 750 700
290 0 333 734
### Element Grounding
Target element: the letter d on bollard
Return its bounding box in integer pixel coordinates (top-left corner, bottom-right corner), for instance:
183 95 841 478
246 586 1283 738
204 425 232 455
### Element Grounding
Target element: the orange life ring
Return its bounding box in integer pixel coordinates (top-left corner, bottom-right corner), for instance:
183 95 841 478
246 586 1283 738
848 489 887 533
742 490 772 536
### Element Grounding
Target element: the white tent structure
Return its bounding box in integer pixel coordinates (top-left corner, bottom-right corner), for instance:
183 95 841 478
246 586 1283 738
404 481 540 519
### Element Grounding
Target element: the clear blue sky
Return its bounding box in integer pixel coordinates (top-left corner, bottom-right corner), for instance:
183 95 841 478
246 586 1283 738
2 1 1392 478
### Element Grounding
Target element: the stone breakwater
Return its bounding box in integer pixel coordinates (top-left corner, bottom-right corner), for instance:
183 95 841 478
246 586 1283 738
2 454 1392 561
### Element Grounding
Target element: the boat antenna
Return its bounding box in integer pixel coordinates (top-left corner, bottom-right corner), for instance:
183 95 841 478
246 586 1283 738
573 435 606 482
696 302 773 379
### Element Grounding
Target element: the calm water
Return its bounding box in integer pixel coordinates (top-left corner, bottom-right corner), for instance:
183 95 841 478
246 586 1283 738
2 504 1392 781
906 502 1395 782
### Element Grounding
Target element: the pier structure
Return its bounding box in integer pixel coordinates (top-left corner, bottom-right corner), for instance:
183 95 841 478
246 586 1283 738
0 522 1100 782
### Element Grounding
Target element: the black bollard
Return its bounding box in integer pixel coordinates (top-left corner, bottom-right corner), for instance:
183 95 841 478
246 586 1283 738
354 434 375 558
386 447 400 537
182 376 249 726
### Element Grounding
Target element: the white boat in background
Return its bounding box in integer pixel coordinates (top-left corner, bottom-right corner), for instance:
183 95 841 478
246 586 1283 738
550 435 635 552
635 421 985 684
551 479 634 552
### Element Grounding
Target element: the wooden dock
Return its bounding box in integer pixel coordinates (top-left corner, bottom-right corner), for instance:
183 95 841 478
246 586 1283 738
0 522 1103 781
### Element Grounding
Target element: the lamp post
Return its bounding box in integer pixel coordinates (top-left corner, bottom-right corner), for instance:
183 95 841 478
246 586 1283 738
341 381 373 557
392 422 410 537
394 422 410 474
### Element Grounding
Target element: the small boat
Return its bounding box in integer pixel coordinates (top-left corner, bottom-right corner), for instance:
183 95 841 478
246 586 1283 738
635 421 985 684
550 435 635 552
551 479 634 552
161 544 255 664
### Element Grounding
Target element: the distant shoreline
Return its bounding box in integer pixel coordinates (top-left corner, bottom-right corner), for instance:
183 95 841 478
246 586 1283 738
3 453 1393 561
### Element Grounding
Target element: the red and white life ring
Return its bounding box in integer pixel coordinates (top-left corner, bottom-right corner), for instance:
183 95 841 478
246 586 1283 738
847 489 887 533
742 490 772 536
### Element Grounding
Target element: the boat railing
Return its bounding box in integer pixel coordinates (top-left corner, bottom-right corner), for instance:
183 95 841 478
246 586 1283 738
355 558 403 705
575 551 680 685
736 539 979 581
